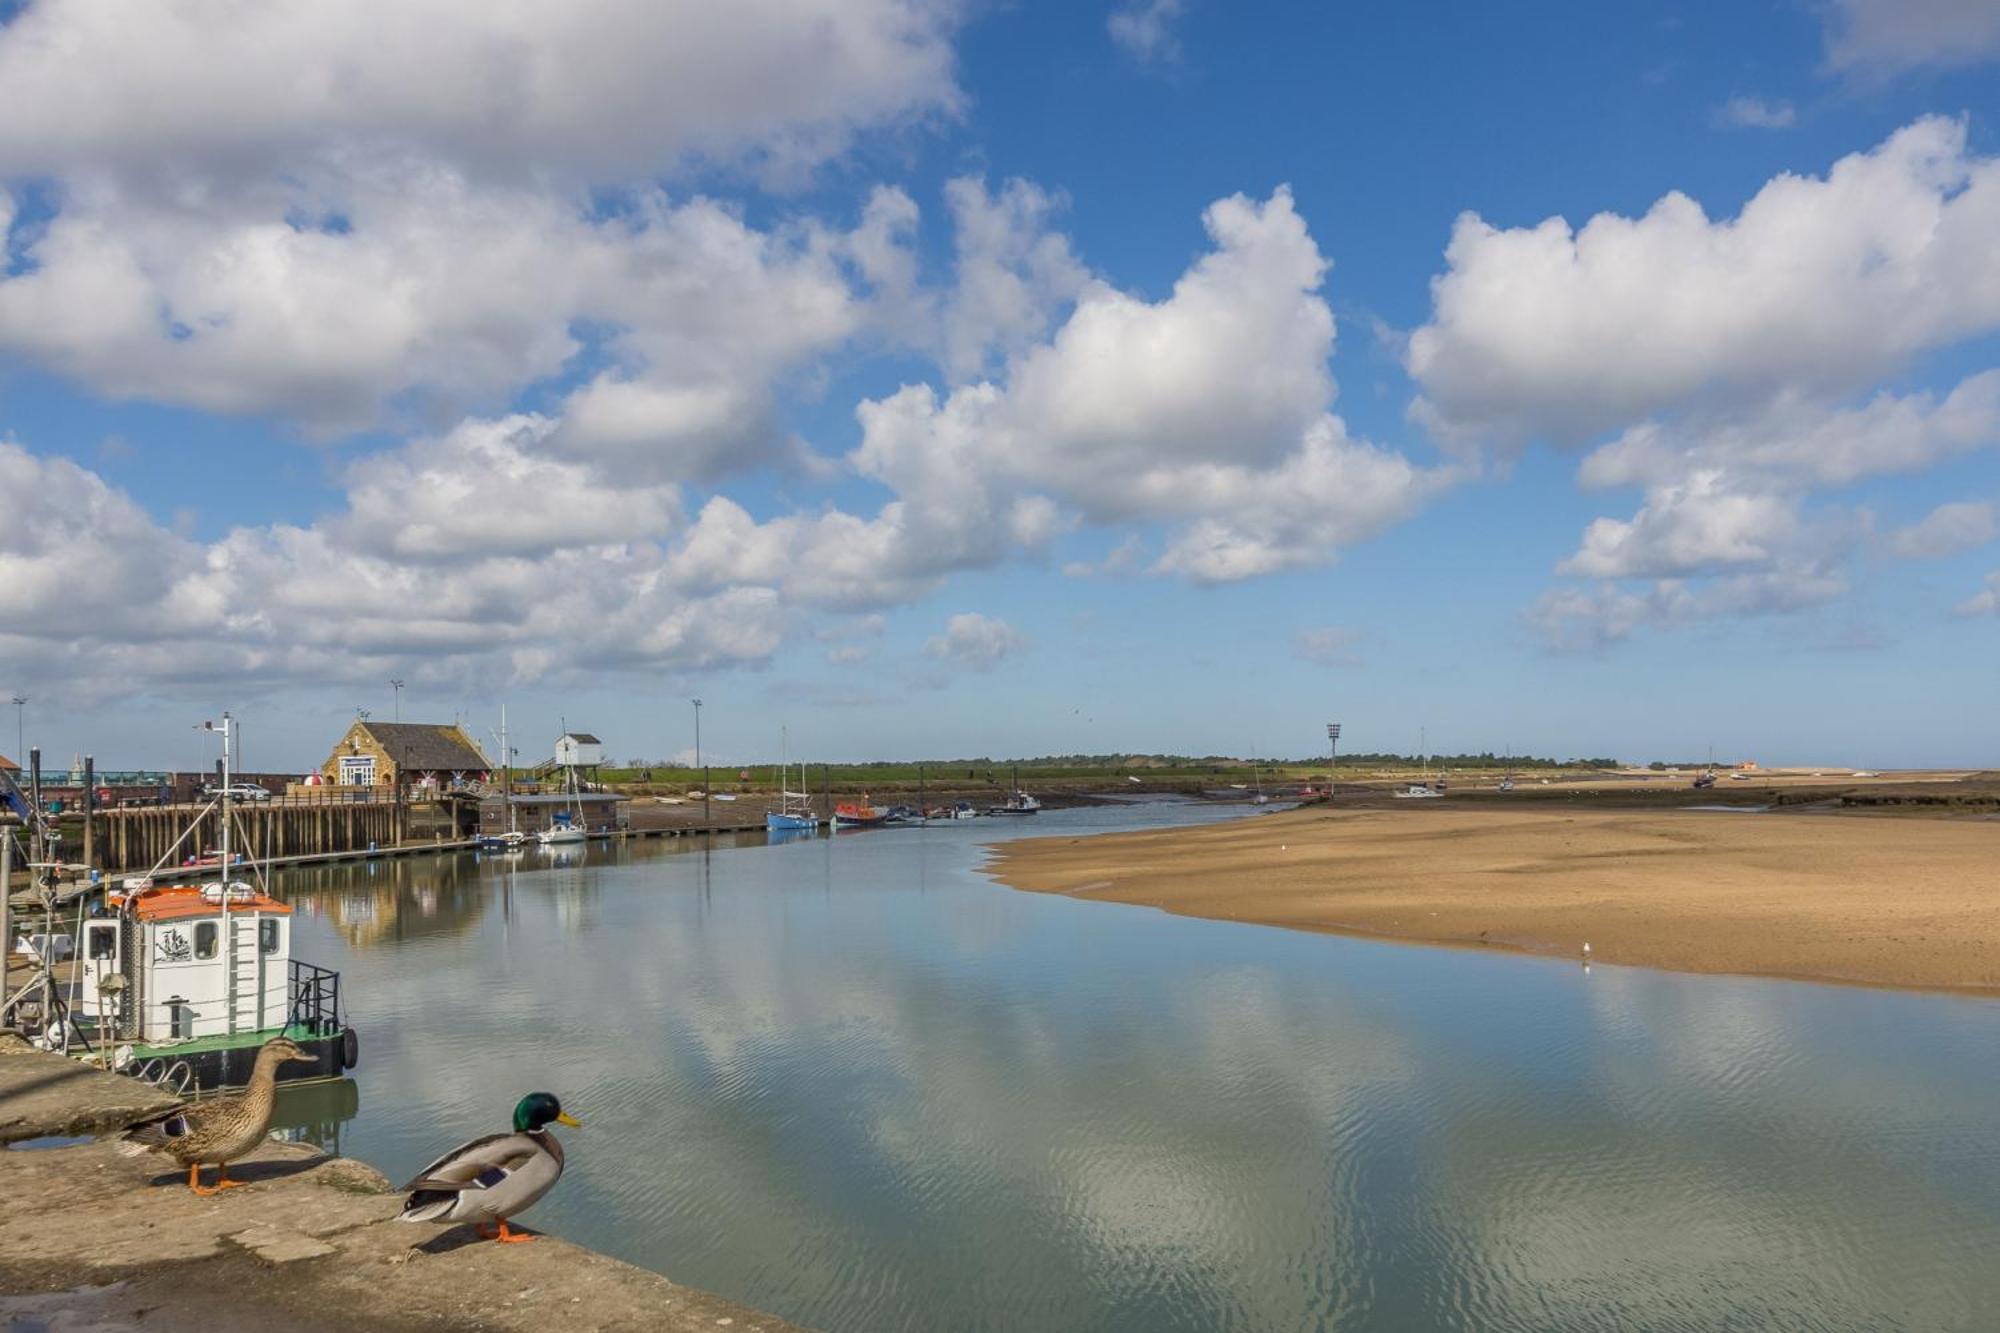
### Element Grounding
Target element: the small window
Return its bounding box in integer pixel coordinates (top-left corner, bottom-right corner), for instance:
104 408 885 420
194 921 218 960
88 925 117 961
259 919 281 955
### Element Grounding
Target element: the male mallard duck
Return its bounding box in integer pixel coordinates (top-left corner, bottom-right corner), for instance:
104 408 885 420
118 1035 316 1195
396 1092 581 1243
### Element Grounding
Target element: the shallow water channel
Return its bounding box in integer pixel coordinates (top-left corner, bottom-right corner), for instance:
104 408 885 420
267 802 2000 1332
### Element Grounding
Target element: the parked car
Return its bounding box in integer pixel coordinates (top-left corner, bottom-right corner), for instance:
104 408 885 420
202 782 273 802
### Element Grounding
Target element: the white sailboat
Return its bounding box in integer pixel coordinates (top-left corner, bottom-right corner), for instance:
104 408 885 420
539 737 587 845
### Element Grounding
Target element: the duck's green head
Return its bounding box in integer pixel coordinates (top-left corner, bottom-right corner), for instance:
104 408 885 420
514 1092 582 1132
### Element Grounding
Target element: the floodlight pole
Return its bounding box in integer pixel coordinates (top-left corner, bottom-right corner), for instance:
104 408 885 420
1326 722 1341 801
692 698 705 825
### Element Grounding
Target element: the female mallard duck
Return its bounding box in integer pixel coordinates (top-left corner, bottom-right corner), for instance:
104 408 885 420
396 1093 581 1243
118 1035 316 1195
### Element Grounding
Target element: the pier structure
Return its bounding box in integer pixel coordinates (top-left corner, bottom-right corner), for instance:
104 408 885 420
85 797 412 874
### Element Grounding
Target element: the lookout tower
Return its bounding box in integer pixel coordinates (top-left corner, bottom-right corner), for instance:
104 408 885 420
550 731 605 791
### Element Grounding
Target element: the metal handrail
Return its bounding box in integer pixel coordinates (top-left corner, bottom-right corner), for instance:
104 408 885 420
286 959 343 1034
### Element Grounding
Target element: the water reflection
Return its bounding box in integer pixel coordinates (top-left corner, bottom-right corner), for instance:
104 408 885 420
266 808 2000 1333
287 852 489 947
271 1077 360 1157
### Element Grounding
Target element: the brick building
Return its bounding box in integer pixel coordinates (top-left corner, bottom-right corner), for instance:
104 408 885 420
320 721 490 795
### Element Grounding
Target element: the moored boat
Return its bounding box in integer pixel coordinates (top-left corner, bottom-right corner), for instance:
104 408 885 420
18 714 359 1093
766 731 819 832
833 797 890 828
538 811 586 845
985 764 1040 815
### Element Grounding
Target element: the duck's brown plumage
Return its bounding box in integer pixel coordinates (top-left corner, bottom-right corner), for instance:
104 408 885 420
119 1037 314 1190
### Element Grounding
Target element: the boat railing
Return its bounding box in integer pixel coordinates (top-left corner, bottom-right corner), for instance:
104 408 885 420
287 959 343 1035
124 1056 196 1099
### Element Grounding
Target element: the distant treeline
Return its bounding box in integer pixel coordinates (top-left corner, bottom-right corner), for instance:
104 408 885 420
606 751 1622 778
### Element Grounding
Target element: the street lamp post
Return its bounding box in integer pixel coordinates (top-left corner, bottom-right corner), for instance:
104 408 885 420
9 696 24 772
389 679 404 722
1326 722 1341 801
691 698 706 825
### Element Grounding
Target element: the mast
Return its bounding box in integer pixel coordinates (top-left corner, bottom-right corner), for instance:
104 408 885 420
214 712 233 873
501 705 514 834
217 713 236 1037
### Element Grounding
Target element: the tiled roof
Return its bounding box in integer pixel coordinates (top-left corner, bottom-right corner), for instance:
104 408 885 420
355 722 488 772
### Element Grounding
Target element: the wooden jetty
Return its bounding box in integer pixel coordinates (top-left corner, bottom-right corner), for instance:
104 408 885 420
87 797 410 874
8 815 781 906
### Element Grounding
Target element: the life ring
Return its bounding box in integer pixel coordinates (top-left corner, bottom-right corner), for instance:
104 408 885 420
341 1027 360 1070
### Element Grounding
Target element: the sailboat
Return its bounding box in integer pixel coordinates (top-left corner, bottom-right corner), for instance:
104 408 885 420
1395 728 1441 798
481 706 533 848
985 763 1041 815
539 747 587 846
766 727 818 832
1692 744 1717 789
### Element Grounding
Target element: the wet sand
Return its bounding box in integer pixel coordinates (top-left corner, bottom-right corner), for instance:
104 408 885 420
987 805 2000 993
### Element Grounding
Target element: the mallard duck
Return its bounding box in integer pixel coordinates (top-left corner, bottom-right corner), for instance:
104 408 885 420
118 1035 316 1194
396 1092 581 1243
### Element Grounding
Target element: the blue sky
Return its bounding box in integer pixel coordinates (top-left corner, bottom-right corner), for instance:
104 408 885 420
2 0 1999 773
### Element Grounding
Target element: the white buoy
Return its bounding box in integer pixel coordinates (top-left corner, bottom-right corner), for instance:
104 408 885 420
1582 941 1592 957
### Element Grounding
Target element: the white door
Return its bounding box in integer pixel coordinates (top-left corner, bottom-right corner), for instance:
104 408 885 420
81 920 123 1011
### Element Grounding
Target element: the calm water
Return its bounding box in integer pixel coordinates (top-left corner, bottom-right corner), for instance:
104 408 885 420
267 803 2000 1332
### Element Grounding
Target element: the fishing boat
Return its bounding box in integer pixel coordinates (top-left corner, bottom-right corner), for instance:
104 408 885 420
8 714 358 1091
766 729 818 832
924 801 978 820
833 796 890 828
986 765 1041 815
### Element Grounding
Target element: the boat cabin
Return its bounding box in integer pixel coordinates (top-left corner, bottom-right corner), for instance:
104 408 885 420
90 883 296 1042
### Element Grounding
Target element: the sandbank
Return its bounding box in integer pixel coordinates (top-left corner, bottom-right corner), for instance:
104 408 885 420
986 805 2000 993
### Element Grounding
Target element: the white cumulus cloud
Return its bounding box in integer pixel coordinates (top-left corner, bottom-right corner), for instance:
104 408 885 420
1408 117 2000 448
1886 501 1997 560
923 613 1026 671
0 0 964 186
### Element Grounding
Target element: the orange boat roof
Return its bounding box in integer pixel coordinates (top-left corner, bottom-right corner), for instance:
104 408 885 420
115 886 292 921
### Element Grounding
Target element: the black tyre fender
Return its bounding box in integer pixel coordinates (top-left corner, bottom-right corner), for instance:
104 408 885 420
341 1026 360 1070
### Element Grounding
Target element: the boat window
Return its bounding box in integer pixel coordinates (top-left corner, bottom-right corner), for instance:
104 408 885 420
194 921 218 959
259 919 281 955
88 924 117 961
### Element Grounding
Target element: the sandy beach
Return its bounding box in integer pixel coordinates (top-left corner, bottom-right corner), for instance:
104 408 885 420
987 804 2000 993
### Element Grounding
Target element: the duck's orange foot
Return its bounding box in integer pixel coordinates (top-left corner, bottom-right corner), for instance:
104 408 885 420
213 1176 249 1190
492 1221 537 1244
187 1164 220 1196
